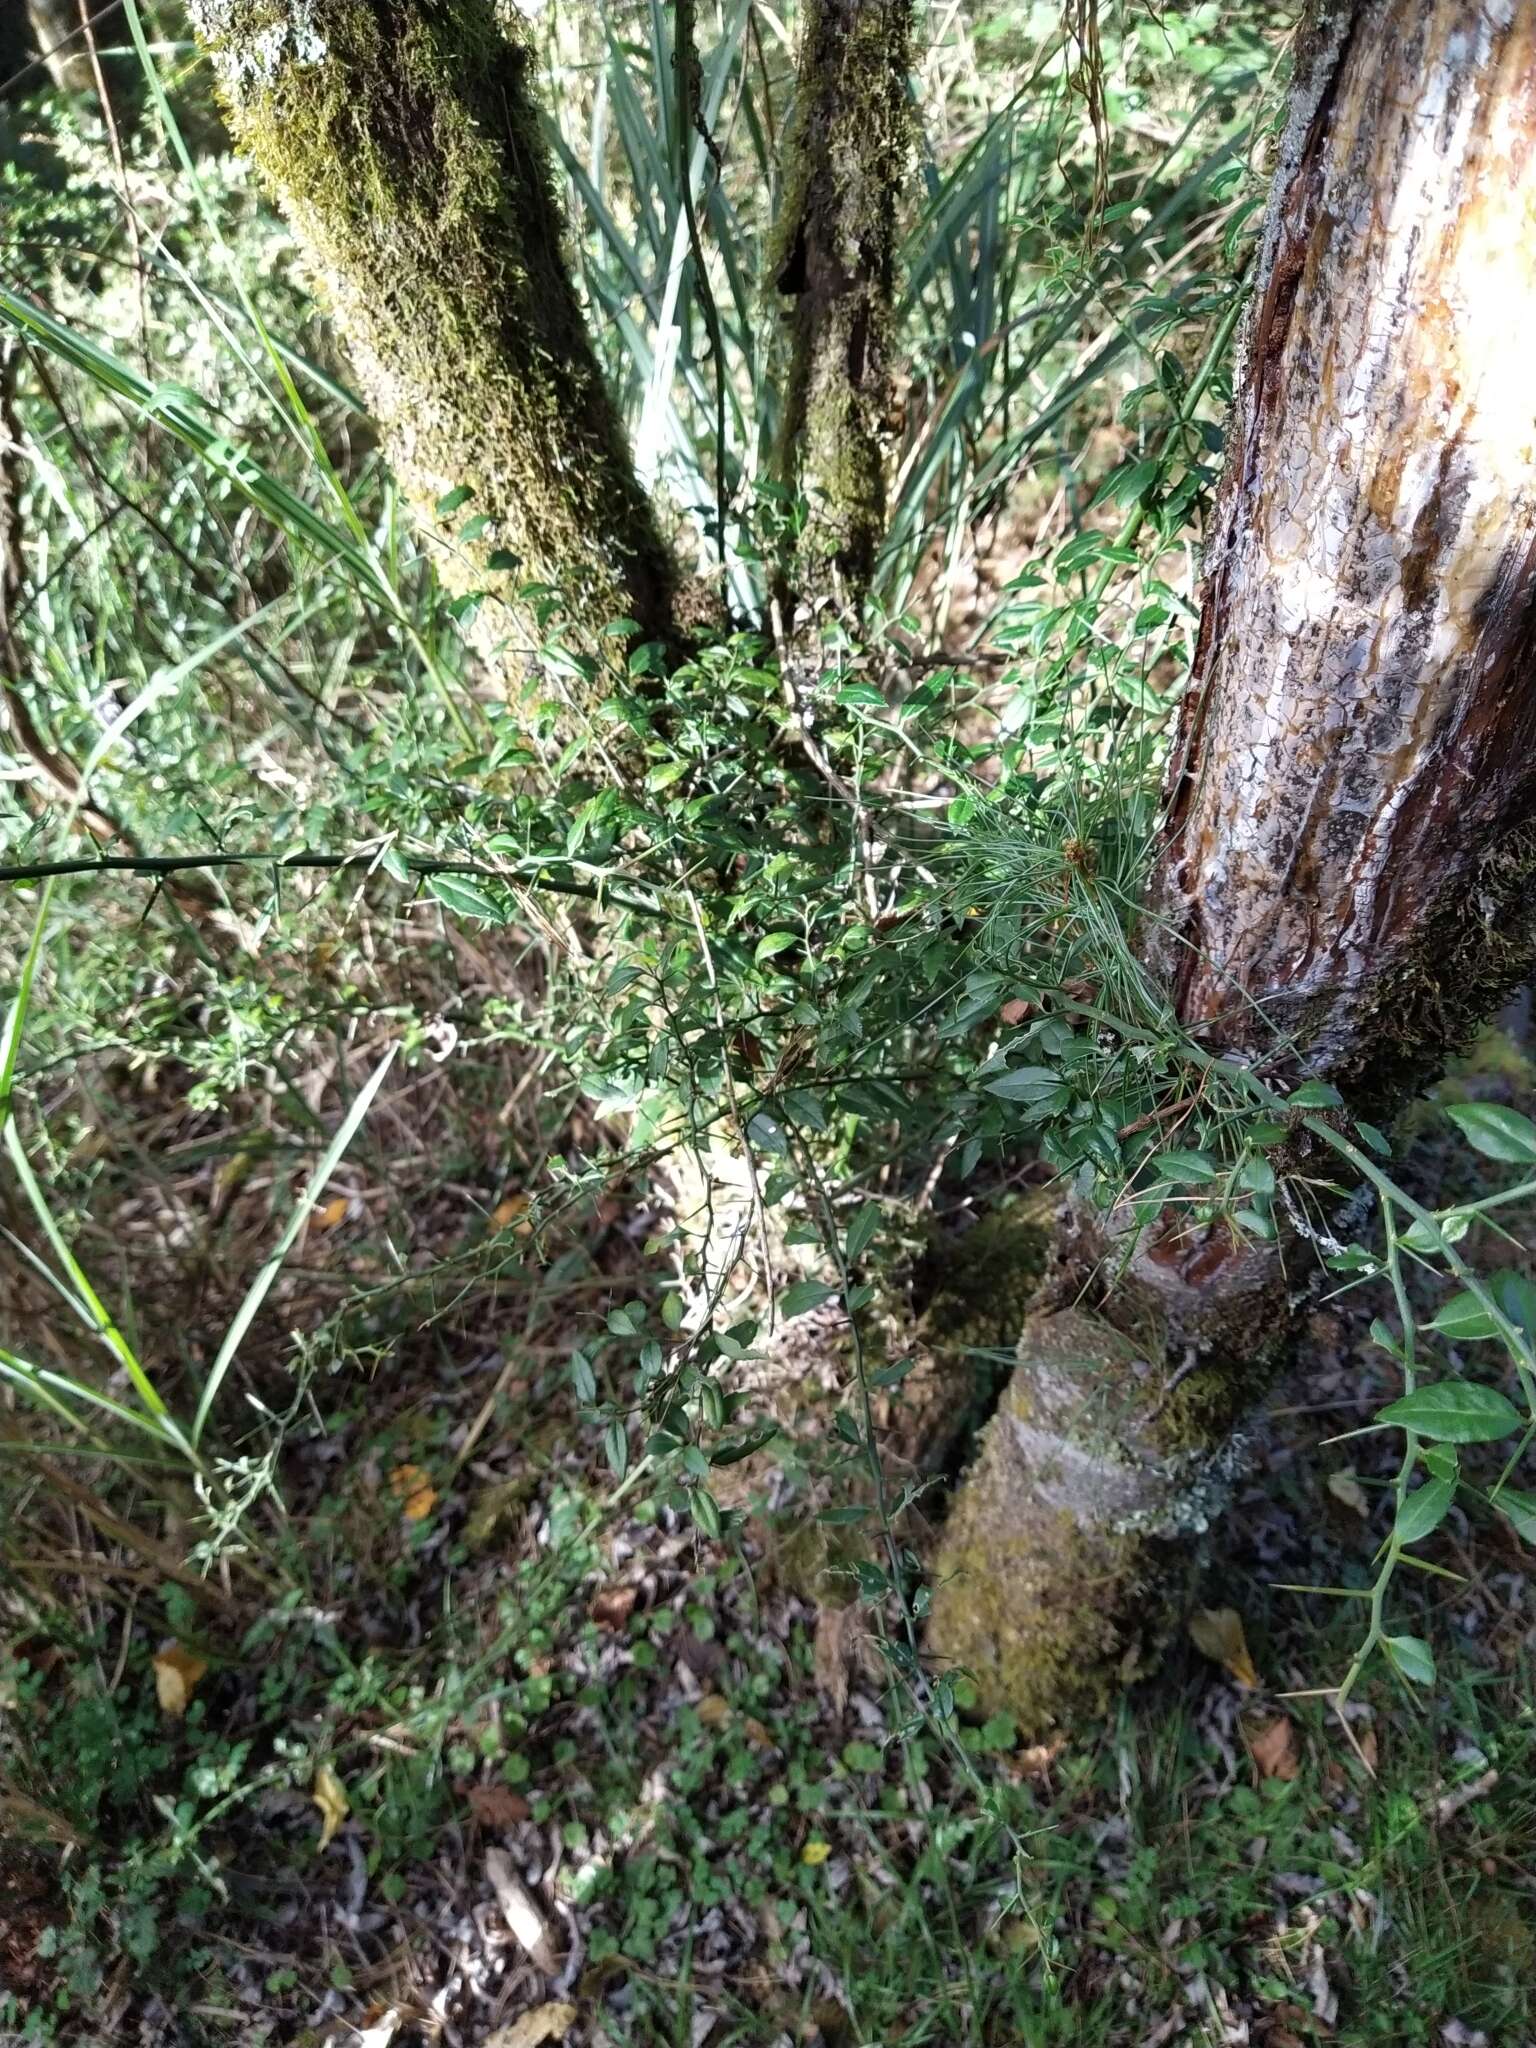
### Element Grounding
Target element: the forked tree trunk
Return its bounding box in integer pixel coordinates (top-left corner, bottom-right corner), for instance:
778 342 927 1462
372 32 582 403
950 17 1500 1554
189 0 679 677
773 0 913 612
929 0 1536 1729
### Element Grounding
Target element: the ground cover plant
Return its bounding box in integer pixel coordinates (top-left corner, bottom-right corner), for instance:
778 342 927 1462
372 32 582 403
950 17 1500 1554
1 0 1534 2042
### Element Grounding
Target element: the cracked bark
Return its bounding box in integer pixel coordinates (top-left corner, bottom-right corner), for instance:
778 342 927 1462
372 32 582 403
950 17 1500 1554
930 0 1536 1731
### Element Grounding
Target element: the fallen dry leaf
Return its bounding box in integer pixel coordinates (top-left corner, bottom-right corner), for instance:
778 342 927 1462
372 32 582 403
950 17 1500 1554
800 1839 832 1866
466 1781 532 1828
152 1644 208 1718
812 1604 854 1714
1011 1737 1066 1782
491 1193 534 1236
312 1762 350 1849
1188 1606 1261 1689
486 1847 559 1974
696 1693 730 1728
999 997 1033 1025
1327 1467 1369 1517
590 1583 638 1630
315 1194 350 1230
1246 1713 1300 1781
388 1463 437 1520
484 2004 577 2048
352 2006 402 2048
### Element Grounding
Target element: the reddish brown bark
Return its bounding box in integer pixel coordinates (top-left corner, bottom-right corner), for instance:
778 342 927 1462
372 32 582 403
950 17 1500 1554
931 0 1536 1730
1147 0 1536 1098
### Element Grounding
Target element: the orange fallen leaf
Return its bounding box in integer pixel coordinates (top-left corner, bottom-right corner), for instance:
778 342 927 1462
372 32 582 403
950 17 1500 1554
999 998 1033 1025
1188 1606 1262 1689
1247 1713 1300 1781
1012 1737 1066 1781
312 1763 350 1848
492 1193 533 1236
388 1464 437 1520
152 1643 208 1717
315 1194 350 1230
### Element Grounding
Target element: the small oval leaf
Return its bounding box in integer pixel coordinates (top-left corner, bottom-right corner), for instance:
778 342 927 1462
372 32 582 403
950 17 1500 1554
1443 1101 1536 1164
1394 1474 1455 1545
1378 1382 1522 1443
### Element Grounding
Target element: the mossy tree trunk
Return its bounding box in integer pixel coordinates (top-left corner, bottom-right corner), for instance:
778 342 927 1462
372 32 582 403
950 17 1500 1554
189 0 680 679
930 0 1536 1731
773 0 914 615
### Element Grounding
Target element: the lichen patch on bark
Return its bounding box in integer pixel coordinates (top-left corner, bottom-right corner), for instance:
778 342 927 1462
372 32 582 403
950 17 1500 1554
926 1309 1232 1730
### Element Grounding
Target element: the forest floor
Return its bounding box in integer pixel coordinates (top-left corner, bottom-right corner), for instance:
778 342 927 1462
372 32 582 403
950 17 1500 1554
4 1033 1536 2048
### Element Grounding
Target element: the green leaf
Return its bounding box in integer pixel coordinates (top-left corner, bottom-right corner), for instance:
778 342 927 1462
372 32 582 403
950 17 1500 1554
1491 1485 1536 1541
1444 1101 1536 1164
1383 1634 1436 1686
689 1487 722 1540
1379 1382 1522 1442
747 1113 787 1157
1403 1209 1471 1252
604 1419 629 1480
1153 1148 1219 1183
1395 1475 1456 1545
1428 1292 1501 1341
982 1066 1059 1101
570 1354 597 1403
1369 1317 1404 1358
709 1423 778 1466
780 1279 835 1319
845 1200 882 1262
1289 1079 1343 1108
754 931 798 964
1492 1268 1536 1337
426 872 506 923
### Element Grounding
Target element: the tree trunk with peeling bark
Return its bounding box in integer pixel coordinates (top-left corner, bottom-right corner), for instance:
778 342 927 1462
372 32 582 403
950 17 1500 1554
928 0 1536 1731
189 0 680 678
772 0 913 613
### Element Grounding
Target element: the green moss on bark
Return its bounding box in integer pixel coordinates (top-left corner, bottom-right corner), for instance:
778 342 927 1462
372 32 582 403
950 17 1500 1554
773 0 914 607
190 0 677 677
926 1308 1242 1731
